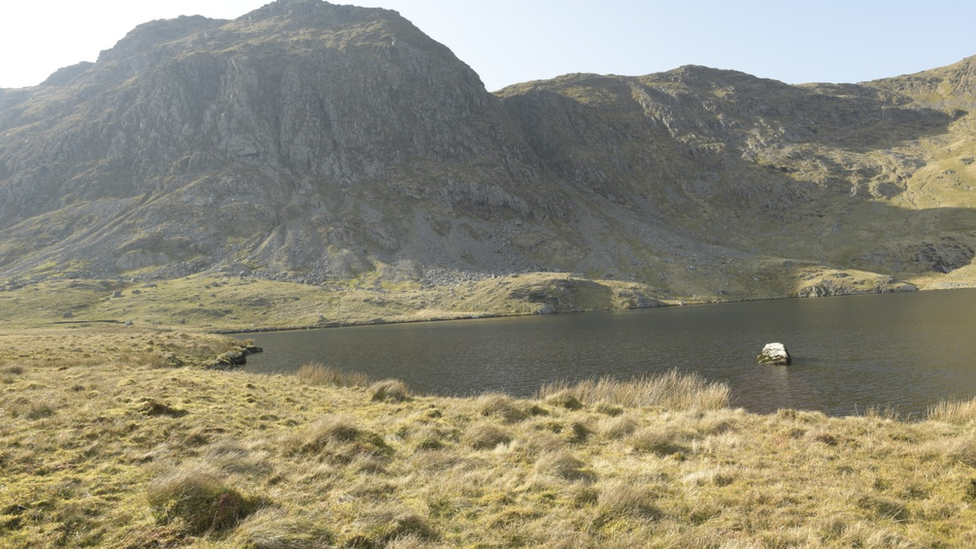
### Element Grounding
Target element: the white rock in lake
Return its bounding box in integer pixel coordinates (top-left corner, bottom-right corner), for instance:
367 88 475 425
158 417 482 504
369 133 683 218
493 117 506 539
757 343 791 365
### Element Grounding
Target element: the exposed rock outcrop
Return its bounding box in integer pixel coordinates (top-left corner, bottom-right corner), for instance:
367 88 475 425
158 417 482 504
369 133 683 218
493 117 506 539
1 0 976 302
757 343 791 366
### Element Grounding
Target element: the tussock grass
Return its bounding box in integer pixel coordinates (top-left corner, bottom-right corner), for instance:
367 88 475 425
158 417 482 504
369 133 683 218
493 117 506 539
369 379 410 402
565 419 594 443
855 494 911 522
927 396 976 423
344 505 438 547
464 422 512 450
231 506 335 549
138 398 187 417
410 425 450 451
631 424 693 456
5 327 976 547
476 392 531 422
944 433 976 467
533 451 594 482
544 389 584 410
537 369 730 411
119 350 185 369
288 415 369 453
6 397 56 420
296 361 370 387
596 481 664 522
146 464 260 535
598 414 639 440
383 535 436 549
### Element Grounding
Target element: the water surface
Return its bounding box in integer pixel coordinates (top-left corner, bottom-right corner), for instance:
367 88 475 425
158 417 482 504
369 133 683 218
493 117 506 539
244 289 976 416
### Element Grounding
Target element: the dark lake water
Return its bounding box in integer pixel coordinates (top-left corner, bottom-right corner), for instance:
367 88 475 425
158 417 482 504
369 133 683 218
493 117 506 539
243 289 976 416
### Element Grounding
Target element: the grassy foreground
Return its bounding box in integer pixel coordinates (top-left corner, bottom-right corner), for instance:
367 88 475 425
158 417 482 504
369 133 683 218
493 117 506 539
3 328 976 548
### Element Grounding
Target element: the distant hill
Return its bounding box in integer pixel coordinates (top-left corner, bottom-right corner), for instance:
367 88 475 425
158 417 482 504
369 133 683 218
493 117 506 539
2 0 976 302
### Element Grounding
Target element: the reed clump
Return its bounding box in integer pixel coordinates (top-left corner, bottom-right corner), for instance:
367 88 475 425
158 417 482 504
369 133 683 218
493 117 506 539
927 396 976 424
537 369 730 411
296 362 371 387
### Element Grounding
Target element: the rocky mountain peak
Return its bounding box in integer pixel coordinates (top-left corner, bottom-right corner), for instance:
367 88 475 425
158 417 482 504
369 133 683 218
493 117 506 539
1 3 976 300
662 64 777 86
234 0 422 47
97 15 223 65
243 0 381 22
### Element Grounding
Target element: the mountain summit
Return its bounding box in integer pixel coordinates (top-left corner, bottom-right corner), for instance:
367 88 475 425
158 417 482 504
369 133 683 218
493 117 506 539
2 0 976 301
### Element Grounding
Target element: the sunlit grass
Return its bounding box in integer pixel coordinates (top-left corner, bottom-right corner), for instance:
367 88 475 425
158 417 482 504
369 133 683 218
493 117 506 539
927 397 976 423
0 272 683 332
296 361 371 387
537 369 731 411
3 327 976 547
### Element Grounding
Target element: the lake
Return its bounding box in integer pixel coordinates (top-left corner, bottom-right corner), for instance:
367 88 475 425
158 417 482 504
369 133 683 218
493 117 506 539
243 288 976 416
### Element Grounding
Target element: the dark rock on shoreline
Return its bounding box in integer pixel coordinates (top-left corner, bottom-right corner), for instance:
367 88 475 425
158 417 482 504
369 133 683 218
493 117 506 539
208 350 248 370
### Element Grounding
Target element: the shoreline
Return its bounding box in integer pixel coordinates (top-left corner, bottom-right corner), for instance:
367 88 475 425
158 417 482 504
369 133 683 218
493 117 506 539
0 270 950 334
4 327 976 547
207 284 930 335
207 311 517 335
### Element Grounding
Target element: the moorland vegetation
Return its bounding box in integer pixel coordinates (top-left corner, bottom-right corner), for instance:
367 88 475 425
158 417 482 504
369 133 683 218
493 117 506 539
3 327 976 547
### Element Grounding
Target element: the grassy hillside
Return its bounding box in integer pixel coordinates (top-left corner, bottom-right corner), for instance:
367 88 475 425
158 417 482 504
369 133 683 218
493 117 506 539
0 267 928 333
3 327 976 547
0 272 683 332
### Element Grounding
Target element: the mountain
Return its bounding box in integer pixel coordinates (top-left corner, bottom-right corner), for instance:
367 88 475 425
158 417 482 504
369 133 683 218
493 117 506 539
2 0 976 304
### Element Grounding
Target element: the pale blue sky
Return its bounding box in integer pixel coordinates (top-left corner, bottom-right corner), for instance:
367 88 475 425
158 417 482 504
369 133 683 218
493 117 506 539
1 0 974 91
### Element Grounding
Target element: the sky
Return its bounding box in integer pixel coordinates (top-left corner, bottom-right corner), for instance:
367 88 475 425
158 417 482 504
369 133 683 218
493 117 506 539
1 0 976 91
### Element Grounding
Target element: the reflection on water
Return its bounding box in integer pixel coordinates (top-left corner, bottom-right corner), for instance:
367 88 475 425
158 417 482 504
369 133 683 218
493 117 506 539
245 289 976 416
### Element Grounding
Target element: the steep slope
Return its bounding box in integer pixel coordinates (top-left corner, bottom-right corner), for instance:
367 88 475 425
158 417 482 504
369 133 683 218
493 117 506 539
498 67 976 293
870 54 976 111
0 0 550 283
2 0 976 303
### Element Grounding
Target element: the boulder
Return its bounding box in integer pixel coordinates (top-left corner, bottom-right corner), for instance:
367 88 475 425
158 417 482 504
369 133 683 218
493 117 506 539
617 290 663 309
757 343 791 365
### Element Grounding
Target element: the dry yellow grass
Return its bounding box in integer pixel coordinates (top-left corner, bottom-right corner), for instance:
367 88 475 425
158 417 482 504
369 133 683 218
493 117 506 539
296 361 371 388
927 397 976 424
537 369 731 411
3 327 976 547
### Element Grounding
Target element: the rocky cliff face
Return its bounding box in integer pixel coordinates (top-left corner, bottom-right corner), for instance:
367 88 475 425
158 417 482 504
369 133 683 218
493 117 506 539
0 0 552 283
2 0 976 300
